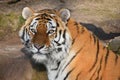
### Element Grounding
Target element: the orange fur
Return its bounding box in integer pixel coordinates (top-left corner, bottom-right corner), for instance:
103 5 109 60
67 18 120 80
20 8 120 80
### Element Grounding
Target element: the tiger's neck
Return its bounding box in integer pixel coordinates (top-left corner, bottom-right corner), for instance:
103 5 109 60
45 18 91 80
45 53 76 80
67 18 90 54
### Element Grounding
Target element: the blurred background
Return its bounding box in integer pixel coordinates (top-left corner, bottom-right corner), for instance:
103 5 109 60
0 0 120 80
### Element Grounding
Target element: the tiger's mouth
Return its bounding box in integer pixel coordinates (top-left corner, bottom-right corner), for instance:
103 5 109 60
25 43 50 54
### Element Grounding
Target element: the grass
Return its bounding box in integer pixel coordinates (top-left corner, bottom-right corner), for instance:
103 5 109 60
0 12 25 40
32 70 47 80
31 63 47 80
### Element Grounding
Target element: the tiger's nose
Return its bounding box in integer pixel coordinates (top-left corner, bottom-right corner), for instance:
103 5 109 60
34 43 44 49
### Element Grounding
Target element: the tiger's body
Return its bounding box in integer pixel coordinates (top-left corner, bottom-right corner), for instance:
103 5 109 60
19 7 120 80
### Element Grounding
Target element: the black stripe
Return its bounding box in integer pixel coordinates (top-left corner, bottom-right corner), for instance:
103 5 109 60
57 30 62 42
72 38 75 45
71 22 82 45
100 77 102 80
62 30 66 44
46 18 51 21
72 34 79 45
54 29 61 44
115 54 118 65
95 56 103 80
90 34 92 41
21 27 25 40
55 47 83 79
89 39 99 72
74 22 80 33
118 77 120 80
93 34 97 44
25 28 28 41
64 68 74 80
30 22 37 28
66 18 70 24
104 48 109 68
55 28 57 38
41 13 48 18
90 68 98 80
54 29 65 45
35 18 40 20
57 48 62 52
80 27 85 34
49 21 52 25
25 40 30 48
57 22 59 27
51 26 56 28
40 13 53 20
76 72 81 80
63 29 66 39
103 46 106 50
66 22 68 26
95 75 99 80
61 56 75 73
61 47 83 73
74 22 78 26
54 40 61 46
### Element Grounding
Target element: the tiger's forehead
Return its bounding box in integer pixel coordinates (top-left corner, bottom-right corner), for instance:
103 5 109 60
26 9 58 24
24 9 61 30
33 13 55 23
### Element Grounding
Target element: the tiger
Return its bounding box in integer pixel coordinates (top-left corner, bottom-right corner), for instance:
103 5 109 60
19 7 120 80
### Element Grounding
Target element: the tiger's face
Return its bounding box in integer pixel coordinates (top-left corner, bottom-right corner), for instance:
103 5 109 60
19 7 72 62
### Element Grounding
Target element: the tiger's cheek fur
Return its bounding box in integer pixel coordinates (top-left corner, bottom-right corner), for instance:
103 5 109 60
19 26 31 47
49 29 72 62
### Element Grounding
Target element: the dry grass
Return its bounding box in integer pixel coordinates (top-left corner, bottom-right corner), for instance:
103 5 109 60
69 0 120 22
32 70 47 80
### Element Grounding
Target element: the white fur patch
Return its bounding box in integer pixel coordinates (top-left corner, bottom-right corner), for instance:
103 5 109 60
32 54 47 63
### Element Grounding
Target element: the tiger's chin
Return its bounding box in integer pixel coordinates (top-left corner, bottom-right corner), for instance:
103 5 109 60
30 49 49 54
29 48 50 63
32 53 48 63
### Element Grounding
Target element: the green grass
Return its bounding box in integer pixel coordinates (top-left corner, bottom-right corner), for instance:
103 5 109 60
32 70 47 80
0 13 25 40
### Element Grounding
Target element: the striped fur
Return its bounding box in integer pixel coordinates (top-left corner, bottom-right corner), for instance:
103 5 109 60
19 7 120 80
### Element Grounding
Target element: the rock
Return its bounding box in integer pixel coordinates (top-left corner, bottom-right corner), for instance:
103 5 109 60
109 36 120 53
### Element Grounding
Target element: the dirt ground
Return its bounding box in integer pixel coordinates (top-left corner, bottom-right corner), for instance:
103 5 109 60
0 0 120 80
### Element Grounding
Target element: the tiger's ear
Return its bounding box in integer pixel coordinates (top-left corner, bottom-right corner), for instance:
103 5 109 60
59 9 70 23
22 7 34 19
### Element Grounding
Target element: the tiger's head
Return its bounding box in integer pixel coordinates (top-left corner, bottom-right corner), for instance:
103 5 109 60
19 7 72 62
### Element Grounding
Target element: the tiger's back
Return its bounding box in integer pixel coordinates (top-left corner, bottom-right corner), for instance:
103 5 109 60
19 7 120 80
66 18 120 80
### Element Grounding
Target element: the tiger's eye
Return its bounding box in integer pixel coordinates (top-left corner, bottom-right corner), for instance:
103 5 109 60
48 30 54 34
31 29 36 33
49 30 54 33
